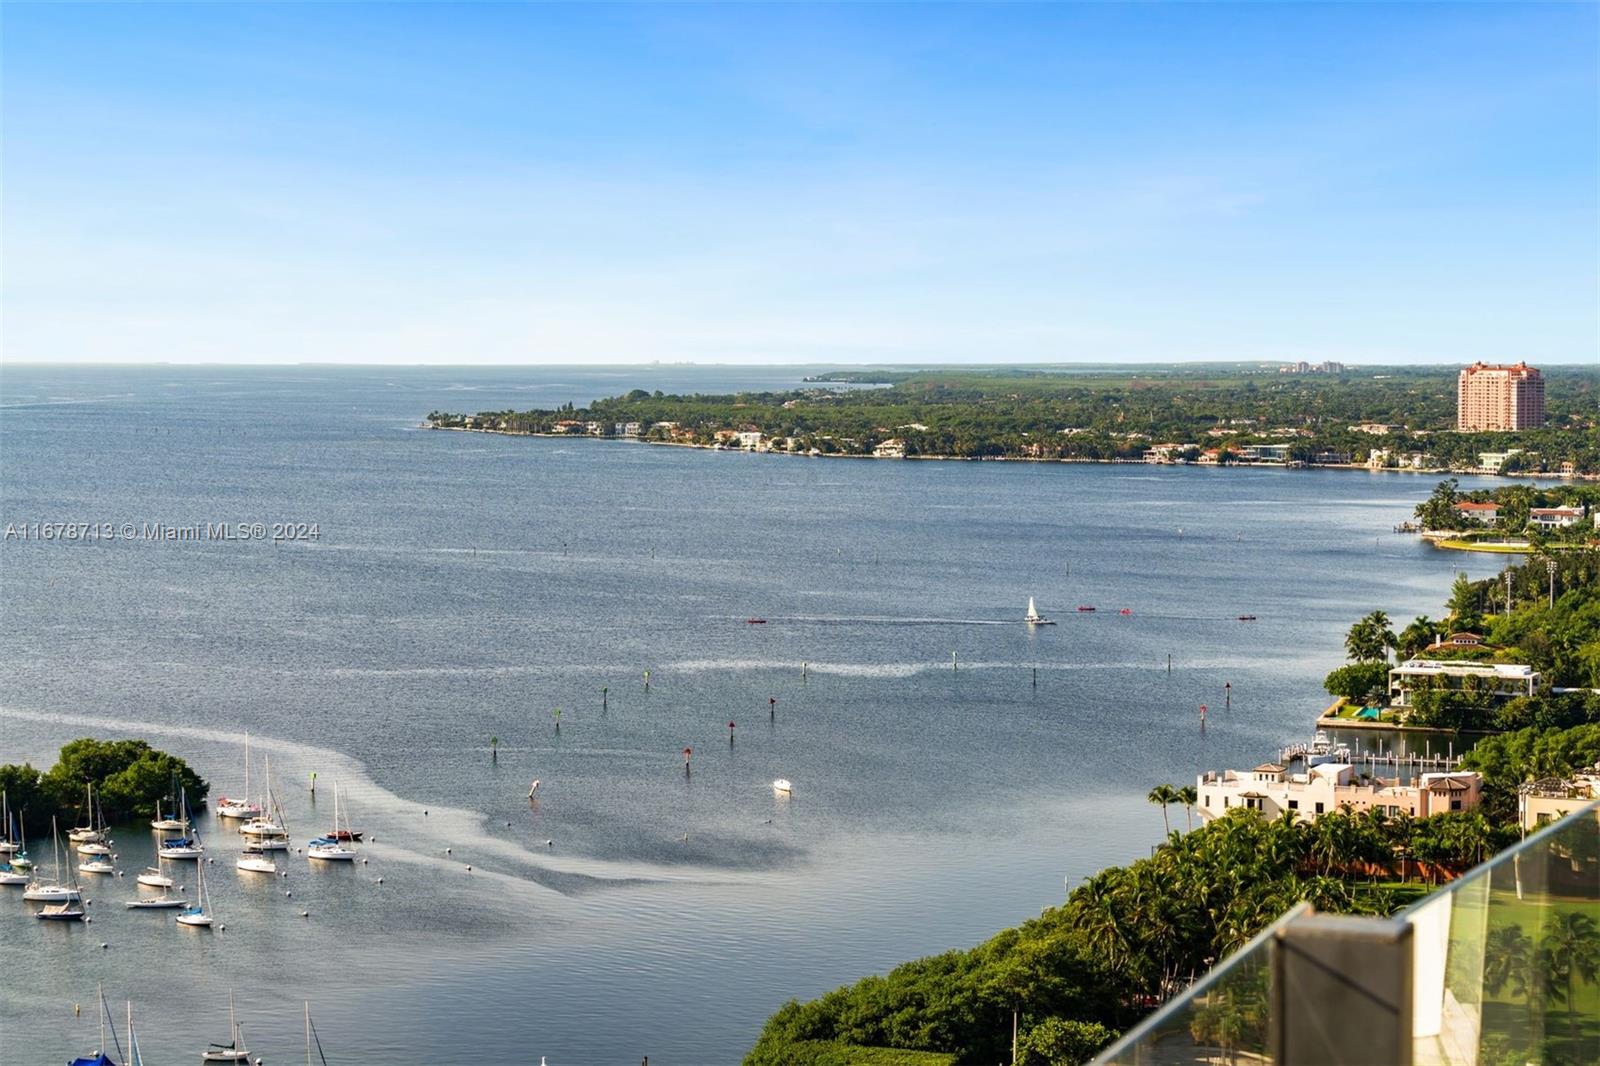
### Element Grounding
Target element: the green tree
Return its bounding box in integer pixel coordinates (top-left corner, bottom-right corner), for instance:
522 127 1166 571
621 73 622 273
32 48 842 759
1324 662 1390 702
1344 611 1397 663
1147 784 1180 837
1398 616 1438 659
1015 1018 1116 1066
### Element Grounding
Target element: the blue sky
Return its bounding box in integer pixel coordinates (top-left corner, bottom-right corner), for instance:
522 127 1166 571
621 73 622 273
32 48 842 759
3 2 1595 365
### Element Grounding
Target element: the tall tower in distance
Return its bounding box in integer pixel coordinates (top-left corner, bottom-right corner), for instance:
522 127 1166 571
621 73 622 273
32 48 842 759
1457 362 1545 431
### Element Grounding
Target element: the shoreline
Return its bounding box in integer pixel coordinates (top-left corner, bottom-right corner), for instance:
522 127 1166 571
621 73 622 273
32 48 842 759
424 425 1594 482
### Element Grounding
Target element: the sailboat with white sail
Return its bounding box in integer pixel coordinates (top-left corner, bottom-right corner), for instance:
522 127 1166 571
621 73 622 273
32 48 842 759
24 816 82 902
200 990 252 1063
1025 596 1055 626
73 785 113 855
216 732 263 820
175 857 215 927
307 781 357 861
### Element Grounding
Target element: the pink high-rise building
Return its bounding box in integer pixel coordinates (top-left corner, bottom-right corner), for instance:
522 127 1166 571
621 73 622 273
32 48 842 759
1457 362 1545 431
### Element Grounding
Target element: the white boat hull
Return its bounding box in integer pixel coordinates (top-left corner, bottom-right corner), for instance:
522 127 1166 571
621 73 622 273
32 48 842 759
237 857 278 873
137 872 174 887
126 897 185 909
307 847 356 862
159 847 203 860
37 904 86 921
150 819 187 831
23 885 80 902
176 911 213 927
79 861 115 875
201 1052 250 1063
0 871 28 885
76 842 111 856
0 841 17 854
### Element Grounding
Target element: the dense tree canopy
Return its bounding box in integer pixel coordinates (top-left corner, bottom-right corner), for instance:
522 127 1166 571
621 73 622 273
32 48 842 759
0 738 207 837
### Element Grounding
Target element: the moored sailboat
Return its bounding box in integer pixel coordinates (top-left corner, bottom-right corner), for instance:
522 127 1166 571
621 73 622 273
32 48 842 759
307 781 357 862
24 817 82 902
159 788 205 860
200 990 252 1063
215 732 263 820
175 858 215 927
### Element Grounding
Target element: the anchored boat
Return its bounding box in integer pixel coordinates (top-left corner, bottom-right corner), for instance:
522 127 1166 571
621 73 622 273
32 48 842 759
1025 597 1055 626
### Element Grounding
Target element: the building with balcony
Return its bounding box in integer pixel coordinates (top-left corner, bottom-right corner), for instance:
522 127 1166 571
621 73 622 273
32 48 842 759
1197 762 1482 824
1457 362 1545 431
1387 659 1539 708
1529 506 1585 530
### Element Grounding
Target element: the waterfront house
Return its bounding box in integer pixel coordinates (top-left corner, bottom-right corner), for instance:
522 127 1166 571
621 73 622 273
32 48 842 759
736 431 764 450
1196 762 1483 824
1452 500 1500 524
873 439 907 459
1387 659 1539 708
1313 449 1352 465
1475 449 1521 473
1142 443 1186 463
1349 423 1396 435
1529 506 1584 529
1240 443 1291 463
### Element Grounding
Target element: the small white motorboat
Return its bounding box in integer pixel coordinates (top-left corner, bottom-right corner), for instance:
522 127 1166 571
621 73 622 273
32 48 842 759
772 778 793 795
80 857 115 875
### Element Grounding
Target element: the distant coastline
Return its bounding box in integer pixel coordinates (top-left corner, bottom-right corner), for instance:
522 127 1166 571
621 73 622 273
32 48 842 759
425 423 1596 481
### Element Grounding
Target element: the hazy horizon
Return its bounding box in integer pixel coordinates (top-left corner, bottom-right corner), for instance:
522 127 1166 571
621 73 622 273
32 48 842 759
4 3 1595 367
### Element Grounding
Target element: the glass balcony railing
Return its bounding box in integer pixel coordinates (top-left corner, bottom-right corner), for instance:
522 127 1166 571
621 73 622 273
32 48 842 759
1094 800 1600 1066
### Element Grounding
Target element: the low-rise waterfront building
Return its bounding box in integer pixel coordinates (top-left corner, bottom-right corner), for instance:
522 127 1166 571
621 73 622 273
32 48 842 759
1387 658 1539 708
873 438 906 459
1196 762 1483 823
1240 443 1291 463
1529 506 1584 529
1452 500 1500 524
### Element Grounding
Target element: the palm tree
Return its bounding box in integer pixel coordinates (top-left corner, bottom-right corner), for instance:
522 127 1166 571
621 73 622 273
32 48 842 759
1398 615 1437 659
1484 924 1534 1001
1540 911 1600 1060
1178 785 1198 831
1148 784 1180 836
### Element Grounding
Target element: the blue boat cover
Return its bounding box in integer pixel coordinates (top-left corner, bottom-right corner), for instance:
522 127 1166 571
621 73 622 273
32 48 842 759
162 838 193 847
68 1055 117 1066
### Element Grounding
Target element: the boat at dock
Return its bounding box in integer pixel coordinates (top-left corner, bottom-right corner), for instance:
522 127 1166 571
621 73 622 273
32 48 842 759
1025 597 1055 626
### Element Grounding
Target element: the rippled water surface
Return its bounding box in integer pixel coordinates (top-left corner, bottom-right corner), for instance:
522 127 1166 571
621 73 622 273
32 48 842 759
0 366 1508 1064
